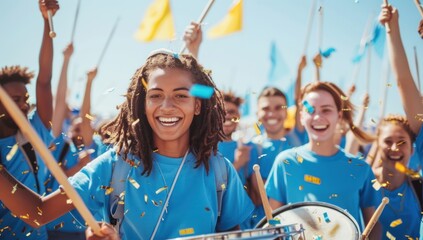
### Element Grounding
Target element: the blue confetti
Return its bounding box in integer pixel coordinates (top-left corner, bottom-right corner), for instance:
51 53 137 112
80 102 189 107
302 100 315 114
173 53 179 59
269 218 281 225
323 212 331 223
320 47 336 58
189 84 214 99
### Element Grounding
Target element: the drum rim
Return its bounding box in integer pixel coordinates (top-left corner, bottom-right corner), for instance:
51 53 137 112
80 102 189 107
255 201 361 233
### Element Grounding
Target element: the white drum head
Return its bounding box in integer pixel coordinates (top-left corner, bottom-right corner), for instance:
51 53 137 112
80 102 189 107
256 202 360 240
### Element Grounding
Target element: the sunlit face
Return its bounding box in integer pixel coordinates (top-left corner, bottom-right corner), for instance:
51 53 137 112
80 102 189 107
0 82 30 130
145 68 201 146
257 96 287 138
377 123 413 168
223 101 239 137
300 90 341 143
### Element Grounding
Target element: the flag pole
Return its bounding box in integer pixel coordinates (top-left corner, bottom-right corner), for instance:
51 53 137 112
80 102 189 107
414 46 421 93
303 0 317 55
179 0 216 54
0 86 103 236
70 0 81 43
414 0 423 18
97 17 120 67
379 53 390 119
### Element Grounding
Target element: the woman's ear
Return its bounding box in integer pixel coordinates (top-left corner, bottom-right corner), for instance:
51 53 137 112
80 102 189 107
194 99 201 115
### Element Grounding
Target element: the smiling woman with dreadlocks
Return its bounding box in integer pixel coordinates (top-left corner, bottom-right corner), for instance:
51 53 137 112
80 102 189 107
0 49 254 240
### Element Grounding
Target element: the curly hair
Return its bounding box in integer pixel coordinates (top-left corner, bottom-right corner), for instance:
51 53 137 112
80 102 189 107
222 90 243 107
0 65 34 85
377 115 416 145
300 81 375 143
102 51 226 175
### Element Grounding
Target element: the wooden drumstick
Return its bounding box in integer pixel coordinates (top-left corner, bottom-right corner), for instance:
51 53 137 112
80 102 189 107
0 86 102 236
361 197 389 240
383 0 391 33
47 10 56 38
253 164 274 226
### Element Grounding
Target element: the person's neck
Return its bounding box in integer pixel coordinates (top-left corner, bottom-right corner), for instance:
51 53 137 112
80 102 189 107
308 140 338 156
266 128 286 140
154 139 190 158
380 163 407 191
0 126 18 139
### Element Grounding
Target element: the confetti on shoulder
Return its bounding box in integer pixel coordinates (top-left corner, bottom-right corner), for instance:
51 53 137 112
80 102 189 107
189 84 214 99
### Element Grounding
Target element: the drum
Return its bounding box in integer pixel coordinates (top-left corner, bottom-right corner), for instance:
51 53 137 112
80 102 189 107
172 223 305 239
256 202 360 240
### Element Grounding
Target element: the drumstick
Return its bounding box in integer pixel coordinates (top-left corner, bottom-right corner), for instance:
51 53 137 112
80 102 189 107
414 0 423 18
361 197 389 240
382 0 391 33
179 0 216 54
0 86 103 236
253 164 274 226
47 10 56 38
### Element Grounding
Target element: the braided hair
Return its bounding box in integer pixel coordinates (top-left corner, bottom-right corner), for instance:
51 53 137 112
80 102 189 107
102 50 226 175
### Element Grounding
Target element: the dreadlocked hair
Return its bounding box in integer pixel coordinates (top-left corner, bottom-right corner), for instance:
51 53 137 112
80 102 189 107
222 90 243 107
377 115 416 145
300 81 375 144
0 66 34 85
102 52 226 175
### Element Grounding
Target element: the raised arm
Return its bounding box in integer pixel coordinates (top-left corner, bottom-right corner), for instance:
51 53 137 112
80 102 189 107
381 5 423 134
36 0 59 129
0 165 73 228
183 22 202 59
79 68 98 147
345 93 370 155
52 43 73 137
295 55 307 132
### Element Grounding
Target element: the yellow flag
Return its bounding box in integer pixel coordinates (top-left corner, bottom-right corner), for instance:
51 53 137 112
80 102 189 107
134 0 176 42
208 0 243 38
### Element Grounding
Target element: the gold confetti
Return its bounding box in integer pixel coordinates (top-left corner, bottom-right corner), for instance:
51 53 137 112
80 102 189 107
85 113 95 121
33 220 40 226
299 185 303 190
66 199 73 204
131 118 140 127
342 108 352 111
152 199 160 206
144 194 148 203
11 184 17 194
179 228 194 235
329 223 340 236
54 222 64 230
140 212 145 217
372 181 381 191
395 162 422 179
155 186 168 194
37 207 42 216
253 122 261 135
221 184 226 190
296 155 303 163
398 192 403 197
6 144 19 161
100 185 114 195
20 214 30 219
48 143 57 151
389 219 402 228
129 178 140 189
340 95 348 101
153 148 159 153
25 230 33 237
141 78 148 89
304 174 321 185
386 231 395 240
0 114 5 119
21 170 29 175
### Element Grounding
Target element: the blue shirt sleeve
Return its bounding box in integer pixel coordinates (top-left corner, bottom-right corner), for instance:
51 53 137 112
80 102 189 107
216 158 254 231
359 164 381 209
265 152 289 204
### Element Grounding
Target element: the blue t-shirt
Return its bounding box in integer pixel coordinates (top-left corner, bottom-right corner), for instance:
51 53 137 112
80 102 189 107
265 144 381 229
217 141 258 185
68 149 254 240
0 110 52 240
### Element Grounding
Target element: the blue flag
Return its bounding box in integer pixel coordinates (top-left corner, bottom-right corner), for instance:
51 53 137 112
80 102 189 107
268 41 290 82
367 22 385 58
241 92 250 117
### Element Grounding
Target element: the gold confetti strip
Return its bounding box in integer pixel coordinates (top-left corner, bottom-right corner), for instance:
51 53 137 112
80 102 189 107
129 178 140 189
155 186 168 195
100 185 114 195
85 113 95 121
140 212 145 217
389 219 403 228
153 148 159 153
37 207 42 216
144 194 148 203
398 192 403 197
341 108 352 111
20 214 30 219
385 231 395 240
221 184 226 190
372 181 381 191
21 170 29 175
328 223 340 236
0 113 5 119
179 228 194 235
141 78 148 89
66 199 73 204
304 174 321 185
152 199 160 206
296 155 303 163
340 95 348 101
54 222 64 230
299 185 303 190
26 230 33 237
6 144 19 161
132 118 140 127
11 184 17 194
253 122 261 135
118 201 124 205
33 220 40 226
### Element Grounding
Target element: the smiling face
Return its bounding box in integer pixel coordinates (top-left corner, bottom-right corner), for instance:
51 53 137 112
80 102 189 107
145 68 201 148
257 95 287 139
300 90 341 144
377 123 413 168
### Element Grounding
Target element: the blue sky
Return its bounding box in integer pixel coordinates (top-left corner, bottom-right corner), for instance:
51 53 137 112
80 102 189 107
1 0 422 125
